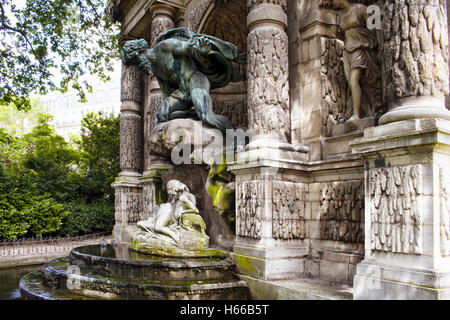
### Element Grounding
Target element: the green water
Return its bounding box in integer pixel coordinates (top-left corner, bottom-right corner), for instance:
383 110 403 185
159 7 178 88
0 264 42 300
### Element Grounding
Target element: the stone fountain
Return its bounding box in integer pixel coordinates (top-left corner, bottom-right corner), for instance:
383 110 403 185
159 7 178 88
19 28 250 300
19 181 249 300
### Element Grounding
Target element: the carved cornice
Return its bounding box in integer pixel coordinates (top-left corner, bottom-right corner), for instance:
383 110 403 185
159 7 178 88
115 0 185 43
247 0 287 12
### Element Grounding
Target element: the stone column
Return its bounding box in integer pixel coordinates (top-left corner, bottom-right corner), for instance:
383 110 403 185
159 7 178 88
352 0 450 299
112 62 144 242
141 4 176 220
242 0 307 161
230 0 309 282
379 0 450 124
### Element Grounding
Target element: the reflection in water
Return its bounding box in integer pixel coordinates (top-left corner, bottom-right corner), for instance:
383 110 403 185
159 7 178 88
0 264 42 300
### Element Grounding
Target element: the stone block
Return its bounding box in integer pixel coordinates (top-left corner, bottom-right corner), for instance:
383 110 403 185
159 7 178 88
319 260 349 284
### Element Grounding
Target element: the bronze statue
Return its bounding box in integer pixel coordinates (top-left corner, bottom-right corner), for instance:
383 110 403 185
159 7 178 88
122 28 246 133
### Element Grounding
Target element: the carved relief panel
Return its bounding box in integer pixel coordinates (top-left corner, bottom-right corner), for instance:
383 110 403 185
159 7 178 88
369 165 423 255
320 37 351 136
236 181 263 239
120 113 143 172
319 180 364 243
114 186 144 225
440 167 450 256
247 27 290 138
272 181 307 240
212 100 248 129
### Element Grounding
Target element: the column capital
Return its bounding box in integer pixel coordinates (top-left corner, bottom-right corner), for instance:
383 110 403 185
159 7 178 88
149 3 177 19
247 0 287 12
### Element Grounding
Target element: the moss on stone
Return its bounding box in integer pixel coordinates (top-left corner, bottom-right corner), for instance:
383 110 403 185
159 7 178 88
207 157 236 231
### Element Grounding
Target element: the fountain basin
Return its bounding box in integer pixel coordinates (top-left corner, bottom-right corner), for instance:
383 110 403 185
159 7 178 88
19 244 249 300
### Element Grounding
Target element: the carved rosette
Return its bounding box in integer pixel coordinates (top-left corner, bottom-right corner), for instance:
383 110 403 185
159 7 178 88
236 181 263 239
319 180 364 243
272 181 306 240
382 0 449 101
247 0 290 140
369 165 424 255
115 186 144 225
120 113 143 172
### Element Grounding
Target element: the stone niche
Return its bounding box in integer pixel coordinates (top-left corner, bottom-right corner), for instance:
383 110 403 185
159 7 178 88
110 0 450 300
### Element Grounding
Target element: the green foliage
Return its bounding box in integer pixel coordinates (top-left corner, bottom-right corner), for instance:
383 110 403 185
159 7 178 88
21 113 82 203
0 106 120 239
78 112 120 201
0 0 120 109
57 198 114 237
0 166 69 239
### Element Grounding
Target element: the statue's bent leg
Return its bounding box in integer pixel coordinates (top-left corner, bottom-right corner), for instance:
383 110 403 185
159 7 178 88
156 96 190 124
190 72 234 133
154 211 179 243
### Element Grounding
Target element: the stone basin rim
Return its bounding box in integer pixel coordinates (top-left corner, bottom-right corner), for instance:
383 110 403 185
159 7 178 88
70 245 233 269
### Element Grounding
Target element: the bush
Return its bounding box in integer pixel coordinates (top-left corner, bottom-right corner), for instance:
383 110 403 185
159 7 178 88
0 167 69 239
0 108 120 239
78 112 120 201
57 198 115 237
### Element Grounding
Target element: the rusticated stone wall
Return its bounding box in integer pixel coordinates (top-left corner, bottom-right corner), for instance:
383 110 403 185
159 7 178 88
319 180 364 243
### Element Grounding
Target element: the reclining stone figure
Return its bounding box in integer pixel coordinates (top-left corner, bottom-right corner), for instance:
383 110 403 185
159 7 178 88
137 180 206 245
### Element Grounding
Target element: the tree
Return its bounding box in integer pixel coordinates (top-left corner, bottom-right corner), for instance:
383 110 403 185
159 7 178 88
0 107 120 239
78 111 120 201
0 0 120 110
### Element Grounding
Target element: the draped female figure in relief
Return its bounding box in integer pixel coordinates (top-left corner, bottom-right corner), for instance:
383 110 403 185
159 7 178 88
334 0 381 121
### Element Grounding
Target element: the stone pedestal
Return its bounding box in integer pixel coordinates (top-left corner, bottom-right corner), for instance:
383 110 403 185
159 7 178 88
352 118 450 299
140 163 173 220
230 0 310 282
229 162 310 280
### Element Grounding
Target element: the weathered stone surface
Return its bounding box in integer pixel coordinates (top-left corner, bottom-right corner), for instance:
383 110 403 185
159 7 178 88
19 245 250 300
319 180 364 244
247 27 290 139
162 165 236 250
382 0 449 101
149 118 224 165
131 228 209 256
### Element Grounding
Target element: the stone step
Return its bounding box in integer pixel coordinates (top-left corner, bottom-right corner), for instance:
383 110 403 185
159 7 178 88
69 245 236 282
19 272 92 300
36 258 249 300
240 275 353 300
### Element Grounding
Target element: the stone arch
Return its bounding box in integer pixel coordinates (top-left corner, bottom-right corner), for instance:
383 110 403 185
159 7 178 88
199 0 247 79
198 0 248 129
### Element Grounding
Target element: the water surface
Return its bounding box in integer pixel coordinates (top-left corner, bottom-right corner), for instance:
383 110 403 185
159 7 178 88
0 264 42 300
